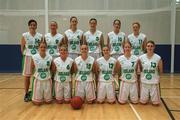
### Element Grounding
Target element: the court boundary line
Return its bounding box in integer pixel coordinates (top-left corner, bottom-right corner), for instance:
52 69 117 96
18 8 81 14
161 97 175 120
129 103 142 120
170 110 180 112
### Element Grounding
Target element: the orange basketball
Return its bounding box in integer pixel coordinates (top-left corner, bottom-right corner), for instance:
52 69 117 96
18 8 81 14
71 96 83 109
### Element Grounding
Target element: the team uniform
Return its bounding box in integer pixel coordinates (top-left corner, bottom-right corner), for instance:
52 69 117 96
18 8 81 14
45 33 64 59
31 53 53 103
54 57 74 102
117 55 138 104
75 56 96 102
84 30 102 59
108 31 126 59
96 57 116 103
128 33 146 57
22 32 42 76
65 29 83 59
139 53 161 104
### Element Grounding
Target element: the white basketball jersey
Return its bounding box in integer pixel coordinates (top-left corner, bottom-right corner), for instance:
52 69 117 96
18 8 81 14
75 56 94 82
54 57 74 82
84 30 102 53
139 54 161 84
97 57 116 82
118 55 138 82
65 29 83 54
128 33 146 56
32 53 52 80
23 32 42 56
108 31 125 55
45 33 64 57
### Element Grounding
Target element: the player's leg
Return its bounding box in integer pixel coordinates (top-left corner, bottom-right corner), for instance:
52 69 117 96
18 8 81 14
106 81 116 104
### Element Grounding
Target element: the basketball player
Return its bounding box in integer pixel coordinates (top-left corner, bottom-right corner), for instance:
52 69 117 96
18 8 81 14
53 44 74 104
96 45 117 104
31 38 53 105
127 22 147 56
45 21 64 59
74 44 97 103
83 18 104 60
117 41 139 104
139 40 163 105
107 19 126 59
21 19 42 102
63 16 83 59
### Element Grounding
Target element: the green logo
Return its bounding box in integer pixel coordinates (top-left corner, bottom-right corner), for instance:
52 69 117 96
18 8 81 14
60 76 66 82
40 72 47 79
104 74 110 80
71 44 76 50
55 39 59 44
47 61 50 66
115 46 120 52
49 49 54 54
90 46 95 51
31 49 36 55
81 75 87 81
125 74 132 80
146 73 152 80
134 49 139 55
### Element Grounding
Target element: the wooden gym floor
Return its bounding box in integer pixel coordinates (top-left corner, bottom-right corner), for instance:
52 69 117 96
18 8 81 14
0 73 179 120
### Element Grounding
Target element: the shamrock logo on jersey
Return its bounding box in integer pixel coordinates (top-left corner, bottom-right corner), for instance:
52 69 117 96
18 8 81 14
31 49 36 55
146 73 152 80
49 49 54 54
40 72 47 79
81 75 87 81
104 74 110 80
60 76 66 82
126 74 132 80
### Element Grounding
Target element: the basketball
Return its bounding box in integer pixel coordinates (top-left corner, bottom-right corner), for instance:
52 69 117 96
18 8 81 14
71 96 83 109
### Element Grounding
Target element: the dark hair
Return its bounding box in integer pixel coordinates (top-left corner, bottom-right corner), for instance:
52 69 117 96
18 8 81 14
89 18 97 23
132 22 140 28
102 44 110 50
70 16 77 22
146 40 155 46
38 37 47 47
122 40 132 48
113 19 121 26
28 19 37 26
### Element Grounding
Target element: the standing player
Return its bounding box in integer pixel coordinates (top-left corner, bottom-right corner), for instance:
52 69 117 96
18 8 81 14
74 44 97 103
117 41 139 104
53 44 74 104
139 40 163 105
31 38 53 105
127 22 147 56
107 19 126 59
63 16 83 59
96 45 117 104
84 18 104 59
21 19 42 102
45 21 64 59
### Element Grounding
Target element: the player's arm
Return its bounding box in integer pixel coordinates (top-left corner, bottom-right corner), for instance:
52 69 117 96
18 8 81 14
21 36 26 55
158 59 163 75
80 34 84 45
51 61 56 73
138 59 142 73
72 62 78 74
83 34 87 45
142 37 147 53
99 34 104 51
30 58 35 76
